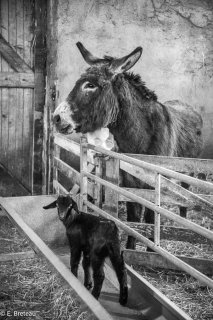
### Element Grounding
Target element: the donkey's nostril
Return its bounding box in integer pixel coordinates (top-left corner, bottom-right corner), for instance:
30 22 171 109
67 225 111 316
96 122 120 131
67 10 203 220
54 114 61 124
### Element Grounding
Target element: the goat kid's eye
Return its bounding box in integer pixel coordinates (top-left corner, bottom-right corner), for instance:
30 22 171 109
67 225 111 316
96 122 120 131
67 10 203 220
82 81 97 91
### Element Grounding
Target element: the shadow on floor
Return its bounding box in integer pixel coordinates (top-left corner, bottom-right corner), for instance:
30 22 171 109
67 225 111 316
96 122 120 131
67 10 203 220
0 165 29 197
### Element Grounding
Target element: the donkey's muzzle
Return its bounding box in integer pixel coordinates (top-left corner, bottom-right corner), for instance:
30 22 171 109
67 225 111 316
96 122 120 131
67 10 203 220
53 101 75 134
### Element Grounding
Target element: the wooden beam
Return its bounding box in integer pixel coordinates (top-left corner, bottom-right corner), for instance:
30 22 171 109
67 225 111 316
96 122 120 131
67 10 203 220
119 188 213 206
0 34 33 73
126 223 212 245
54 156 80 185
0 72 35 88
127 154 213 174
124 250 213 275
0 250 35 262
54 133 80 157
84 172 213 242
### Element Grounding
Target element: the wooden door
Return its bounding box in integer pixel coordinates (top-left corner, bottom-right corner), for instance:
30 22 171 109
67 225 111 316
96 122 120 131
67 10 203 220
0 0 46 194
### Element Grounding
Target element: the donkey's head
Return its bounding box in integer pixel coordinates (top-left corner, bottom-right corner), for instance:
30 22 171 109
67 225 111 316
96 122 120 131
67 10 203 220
53 42 142 134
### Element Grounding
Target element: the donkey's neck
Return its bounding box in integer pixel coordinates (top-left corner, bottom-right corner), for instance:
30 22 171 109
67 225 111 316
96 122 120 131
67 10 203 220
109 81 153 153
109 74 169 155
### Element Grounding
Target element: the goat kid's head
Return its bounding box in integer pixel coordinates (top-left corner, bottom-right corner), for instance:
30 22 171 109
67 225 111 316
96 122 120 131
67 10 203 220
53 42 143 134
43 195 79 222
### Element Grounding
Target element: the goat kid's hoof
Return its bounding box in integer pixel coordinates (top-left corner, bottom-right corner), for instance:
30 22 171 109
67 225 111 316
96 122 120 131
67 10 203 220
119 287 128 306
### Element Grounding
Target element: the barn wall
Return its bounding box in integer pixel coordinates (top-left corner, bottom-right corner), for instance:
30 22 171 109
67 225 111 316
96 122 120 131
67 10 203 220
53 0 213 158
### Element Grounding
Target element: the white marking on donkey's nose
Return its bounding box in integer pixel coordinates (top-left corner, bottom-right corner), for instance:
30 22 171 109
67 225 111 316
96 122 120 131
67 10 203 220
53 100 77 131
54 101 70 117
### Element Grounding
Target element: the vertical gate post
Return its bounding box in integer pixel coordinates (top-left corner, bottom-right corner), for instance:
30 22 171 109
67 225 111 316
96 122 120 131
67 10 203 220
103 157 119 218
94 154 104 209
80 135 88 213
154 173 161 246
53 145 60 195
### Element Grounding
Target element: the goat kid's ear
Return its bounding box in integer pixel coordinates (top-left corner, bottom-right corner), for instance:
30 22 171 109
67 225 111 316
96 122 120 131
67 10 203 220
72 201 80 213
110 46 143 74
43 200 57 210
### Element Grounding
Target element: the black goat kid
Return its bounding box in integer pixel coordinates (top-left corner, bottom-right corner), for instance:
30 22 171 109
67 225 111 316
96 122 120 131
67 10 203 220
43 195 128 305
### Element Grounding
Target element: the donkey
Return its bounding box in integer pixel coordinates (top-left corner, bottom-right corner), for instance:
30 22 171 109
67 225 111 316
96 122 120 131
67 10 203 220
53 42 203 250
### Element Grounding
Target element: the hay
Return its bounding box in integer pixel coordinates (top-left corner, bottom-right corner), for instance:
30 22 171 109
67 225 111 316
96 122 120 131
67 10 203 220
133 265 213 320
0 258 90 320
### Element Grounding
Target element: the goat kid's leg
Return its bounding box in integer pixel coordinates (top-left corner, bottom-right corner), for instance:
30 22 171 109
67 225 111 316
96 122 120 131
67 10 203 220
109 249 128 305
126 202 142 249
91 255 105 300
70 247 81 278
82 251 92 290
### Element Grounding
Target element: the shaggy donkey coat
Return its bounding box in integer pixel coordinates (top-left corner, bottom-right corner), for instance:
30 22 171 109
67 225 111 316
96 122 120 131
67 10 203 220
53 43 203 249
43 195 128 305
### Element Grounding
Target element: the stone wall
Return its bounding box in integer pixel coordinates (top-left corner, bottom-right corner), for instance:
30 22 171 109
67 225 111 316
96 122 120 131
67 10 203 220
54 0 213 157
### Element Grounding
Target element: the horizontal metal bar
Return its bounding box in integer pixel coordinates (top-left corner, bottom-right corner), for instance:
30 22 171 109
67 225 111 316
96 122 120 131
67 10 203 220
85 200 213 289
87 143 213 193
83 171 213 242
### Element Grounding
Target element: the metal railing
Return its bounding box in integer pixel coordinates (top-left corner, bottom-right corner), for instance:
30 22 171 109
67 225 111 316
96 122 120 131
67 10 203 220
53 133 213 289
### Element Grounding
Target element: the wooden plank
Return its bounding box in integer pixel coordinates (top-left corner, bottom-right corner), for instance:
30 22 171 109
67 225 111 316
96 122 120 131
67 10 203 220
128 154 213 175
22 89 33 191
33 0 47 194
0 0 9 166
126 223 212 245
0 33 33 72
162 176 213 218
119 188 213 207
87 143 213 193
120 163 213 217
0 250 35 262
0 72 35 87
54 156 80 185
125 264 192 320
103 157 119 217
54 133 80 157
7 0 17 175
124 250 213 275
85 199 213 290
80 136 88 212
15 0 24 183
120 160 213 193
0 197 113 320
22 0 34 192
84 172 213 242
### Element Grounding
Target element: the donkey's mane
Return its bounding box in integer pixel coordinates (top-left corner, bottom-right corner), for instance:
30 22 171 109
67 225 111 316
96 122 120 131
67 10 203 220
124 72 158 101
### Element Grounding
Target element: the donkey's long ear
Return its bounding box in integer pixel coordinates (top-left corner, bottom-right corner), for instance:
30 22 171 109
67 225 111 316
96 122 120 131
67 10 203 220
110 47 143 74
43 200 57 210
76 42 106 66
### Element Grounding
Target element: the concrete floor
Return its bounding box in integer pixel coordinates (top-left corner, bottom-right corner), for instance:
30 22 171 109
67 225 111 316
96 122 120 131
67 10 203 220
0 165 29 197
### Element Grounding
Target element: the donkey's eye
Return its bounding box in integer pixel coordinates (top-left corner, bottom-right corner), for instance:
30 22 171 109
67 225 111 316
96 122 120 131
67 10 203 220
86 83 95 88
82 81 97 91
